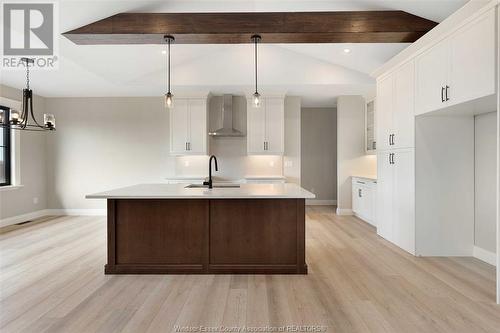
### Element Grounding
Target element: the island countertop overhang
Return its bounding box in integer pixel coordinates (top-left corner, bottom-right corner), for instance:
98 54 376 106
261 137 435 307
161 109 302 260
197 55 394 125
86 183 315 199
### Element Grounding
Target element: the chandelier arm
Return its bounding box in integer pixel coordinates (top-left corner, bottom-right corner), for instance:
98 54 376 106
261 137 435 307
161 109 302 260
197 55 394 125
20 90 28 129
28 92 43 128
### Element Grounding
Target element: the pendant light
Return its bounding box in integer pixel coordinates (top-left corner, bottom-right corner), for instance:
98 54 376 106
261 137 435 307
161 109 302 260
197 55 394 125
0 57 55 131
251 35 262 108
164 35 175 109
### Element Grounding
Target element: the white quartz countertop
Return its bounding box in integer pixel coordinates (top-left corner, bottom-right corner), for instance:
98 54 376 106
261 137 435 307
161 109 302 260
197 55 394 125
352 175 377 181
86 183 315 199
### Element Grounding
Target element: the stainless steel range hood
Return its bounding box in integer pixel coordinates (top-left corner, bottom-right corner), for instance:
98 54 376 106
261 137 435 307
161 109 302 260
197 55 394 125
209 95 244 137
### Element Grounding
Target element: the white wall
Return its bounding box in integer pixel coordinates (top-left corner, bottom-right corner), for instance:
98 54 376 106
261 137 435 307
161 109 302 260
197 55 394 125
475 112 497 253
336 96 377 214
0 85 48 220
45 97 174 210
301 107 337 202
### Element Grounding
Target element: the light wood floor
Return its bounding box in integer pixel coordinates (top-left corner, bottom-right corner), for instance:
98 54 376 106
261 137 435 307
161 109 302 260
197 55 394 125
0 206 499 333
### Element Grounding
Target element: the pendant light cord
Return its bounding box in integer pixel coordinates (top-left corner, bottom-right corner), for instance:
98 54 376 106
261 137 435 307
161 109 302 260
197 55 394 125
167 38 171 94
254 37 258 93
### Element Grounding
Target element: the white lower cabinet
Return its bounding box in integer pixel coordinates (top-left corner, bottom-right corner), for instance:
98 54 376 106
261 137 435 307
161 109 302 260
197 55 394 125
376 148 415 255
352 177 377 226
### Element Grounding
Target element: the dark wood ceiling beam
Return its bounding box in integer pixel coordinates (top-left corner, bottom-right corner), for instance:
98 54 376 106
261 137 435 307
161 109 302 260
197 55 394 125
63 11 437 44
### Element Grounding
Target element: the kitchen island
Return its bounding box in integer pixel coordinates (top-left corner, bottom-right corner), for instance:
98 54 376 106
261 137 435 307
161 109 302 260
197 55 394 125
86 183 315 274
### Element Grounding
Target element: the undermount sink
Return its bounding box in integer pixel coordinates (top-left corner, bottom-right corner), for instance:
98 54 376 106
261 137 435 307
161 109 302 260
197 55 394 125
185 184 241 189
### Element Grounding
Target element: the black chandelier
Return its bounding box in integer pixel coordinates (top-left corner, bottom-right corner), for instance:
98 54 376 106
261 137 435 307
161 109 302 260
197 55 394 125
0 58 56 131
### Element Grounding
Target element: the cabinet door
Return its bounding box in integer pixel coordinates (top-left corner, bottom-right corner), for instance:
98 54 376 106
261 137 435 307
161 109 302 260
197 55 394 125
264 98 284 154
376 75 394 151
361 186 374 226
352 183 362 215
247 99 266 154
170 99 189 154
393 61 415 149
449 10 495 106
415 41 449 115
393 149 415 255
187 99 207 154
376 151 394 241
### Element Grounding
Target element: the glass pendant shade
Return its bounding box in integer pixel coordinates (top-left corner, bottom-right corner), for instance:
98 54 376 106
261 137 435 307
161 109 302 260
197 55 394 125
44 113 56 130
252 92 261 108
9 109 22 125
165 92 174 109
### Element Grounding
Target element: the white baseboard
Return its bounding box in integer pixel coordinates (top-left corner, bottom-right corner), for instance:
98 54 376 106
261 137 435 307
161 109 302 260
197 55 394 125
46 209 106 216
0 209 50 228
306 199 336 206
473 246 497 266
0 208 107 228
336 208 353 216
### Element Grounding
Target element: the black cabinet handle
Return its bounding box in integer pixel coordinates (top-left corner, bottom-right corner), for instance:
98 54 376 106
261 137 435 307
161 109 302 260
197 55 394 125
441 86 445 102
388 154 392 165
445 85 450 101
358 189 362 198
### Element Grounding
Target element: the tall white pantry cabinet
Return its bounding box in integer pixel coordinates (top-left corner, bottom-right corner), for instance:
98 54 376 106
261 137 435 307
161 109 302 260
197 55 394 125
376 61 416 255
374 3 498 305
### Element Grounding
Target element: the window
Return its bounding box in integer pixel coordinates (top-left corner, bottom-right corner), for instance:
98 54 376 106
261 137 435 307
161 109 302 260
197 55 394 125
0 106 11 186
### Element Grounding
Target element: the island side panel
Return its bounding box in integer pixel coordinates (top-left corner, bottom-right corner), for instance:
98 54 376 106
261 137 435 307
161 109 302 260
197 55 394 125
209 199 307 274
296 199 307 273
106 199 209 274
106 199 117 273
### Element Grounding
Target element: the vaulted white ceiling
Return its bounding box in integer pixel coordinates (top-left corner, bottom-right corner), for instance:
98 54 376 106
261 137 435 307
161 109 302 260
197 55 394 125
0 0 468 107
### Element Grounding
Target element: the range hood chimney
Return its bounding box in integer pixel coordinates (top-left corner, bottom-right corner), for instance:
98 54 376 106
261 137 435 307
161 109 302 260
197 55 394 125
209 95 244 137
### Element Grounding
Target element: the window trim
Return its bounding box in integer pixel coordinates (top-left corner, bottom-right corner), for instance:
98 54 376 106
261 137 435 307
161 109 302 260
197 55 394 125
0 106 11 187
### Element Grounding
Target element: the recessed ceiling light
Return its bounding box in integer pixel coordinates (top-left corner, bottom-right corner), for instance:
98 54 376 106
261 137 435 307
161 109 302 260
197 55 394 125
343 48 351 54
161 50 167 55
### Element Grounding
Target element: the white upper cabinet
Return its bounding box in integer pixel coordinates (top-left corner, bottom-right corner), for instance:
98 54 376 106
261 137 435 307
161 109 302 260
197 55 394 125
376 60 415 151
393 61 415 149
170 99 190 154
415 41 449 115
247 96 284 155
170 98 208 155
416 9 495 115
376 76 393 151
449 9 496 106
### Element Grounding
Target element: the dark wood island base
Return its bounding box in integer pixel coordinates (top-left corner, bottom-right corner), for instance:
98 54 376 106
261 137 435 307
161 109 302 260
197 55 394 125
105 198 307 274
